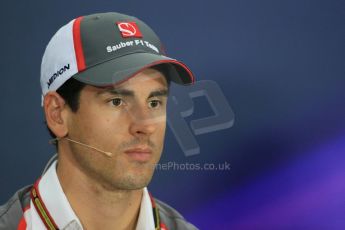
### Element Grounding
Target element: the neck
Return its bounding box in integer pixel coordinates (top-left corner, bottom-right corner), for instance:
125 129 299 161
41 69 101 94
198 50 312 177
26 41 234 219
56 152 143 230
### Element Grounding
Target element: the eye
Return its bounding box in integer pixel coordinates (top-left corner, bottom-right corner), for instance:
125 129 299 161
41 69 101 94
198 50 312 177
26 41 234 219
148 100 162 108
109 98 123 107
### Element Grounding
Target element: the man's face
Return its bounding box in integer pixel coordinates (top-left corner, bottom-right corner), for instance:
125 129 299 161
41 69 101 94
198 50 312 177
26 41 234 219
65 68 168 190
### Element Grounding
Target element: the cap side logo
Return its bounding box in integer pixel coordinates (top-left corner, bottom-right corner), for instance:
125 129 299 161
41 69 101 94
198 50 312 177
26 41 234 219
117 22 142 38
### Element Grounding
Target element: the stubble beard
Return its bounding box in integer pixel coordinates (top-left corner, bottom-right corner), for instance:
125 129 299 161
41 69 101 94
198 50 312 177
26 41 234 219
69 142 159 191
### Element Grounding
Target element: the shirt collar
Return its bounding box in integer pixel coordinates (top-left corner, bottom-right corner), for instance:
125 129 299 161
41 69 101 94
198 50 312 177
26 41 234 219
31 160 155 230
136 185 155 230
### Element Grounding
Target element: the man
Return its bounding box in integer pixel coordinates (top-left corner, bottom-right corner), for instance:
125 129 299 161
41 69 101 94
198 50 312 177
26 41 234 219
0 12 197 230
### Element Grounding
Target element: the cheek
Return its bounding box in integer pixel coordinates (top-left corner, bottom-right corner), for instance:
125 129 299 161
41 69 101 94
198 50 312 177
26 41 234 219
69 107 129 141
91 112 129 138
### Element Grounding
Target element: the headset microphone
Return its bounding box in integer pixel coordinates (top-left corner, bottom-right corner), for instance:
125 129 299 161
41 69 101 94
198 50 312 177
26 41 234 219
49 137 113 158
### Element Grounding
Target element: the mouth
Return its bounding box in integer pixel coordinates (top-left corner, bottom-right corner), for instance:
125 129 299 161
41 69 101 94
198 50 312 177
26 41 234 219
124 147 153 162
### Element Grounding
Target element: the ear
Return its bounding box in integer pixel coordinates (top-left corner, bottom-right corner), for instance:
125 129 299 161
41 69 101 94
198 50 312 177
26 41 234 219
44 92 69 138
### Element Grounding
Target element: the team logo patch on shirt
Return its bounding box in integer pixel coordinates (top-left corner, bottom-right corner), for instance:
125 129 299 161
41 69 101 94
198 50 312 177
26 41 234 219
117 22 143 38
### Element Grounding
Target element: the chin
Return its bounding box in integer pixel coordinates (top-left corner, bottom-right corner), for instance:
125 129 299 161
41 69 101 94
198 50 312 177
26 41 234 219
101 172 154 191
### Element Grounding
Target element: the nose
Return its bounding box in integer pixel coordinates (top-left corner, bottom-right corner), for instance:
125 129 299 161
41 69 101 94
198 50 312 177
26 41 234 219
128 106 164 138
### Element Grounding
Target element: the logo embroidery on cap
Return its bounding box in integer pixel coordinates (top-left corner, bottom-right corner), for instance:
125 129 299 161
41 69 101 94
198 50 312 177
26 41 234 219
47 64 70 88
117 22 142 38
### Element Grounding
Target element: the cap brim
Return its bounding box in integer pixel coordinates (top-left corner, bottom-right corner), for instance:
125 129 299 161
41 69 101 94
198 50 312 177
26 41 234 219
73 52 195 86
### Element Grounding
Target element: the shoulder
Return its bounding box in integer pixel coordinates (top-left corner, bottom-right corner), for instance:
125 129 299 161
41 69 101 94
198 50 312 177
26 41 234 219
0 185 31 230
155 198 198 230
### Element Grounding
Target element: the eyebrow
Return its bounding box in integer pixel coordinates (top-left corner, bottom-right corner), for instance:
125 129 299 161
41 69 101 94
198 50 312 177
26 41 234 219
97 88 168 99
148 89 168 98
